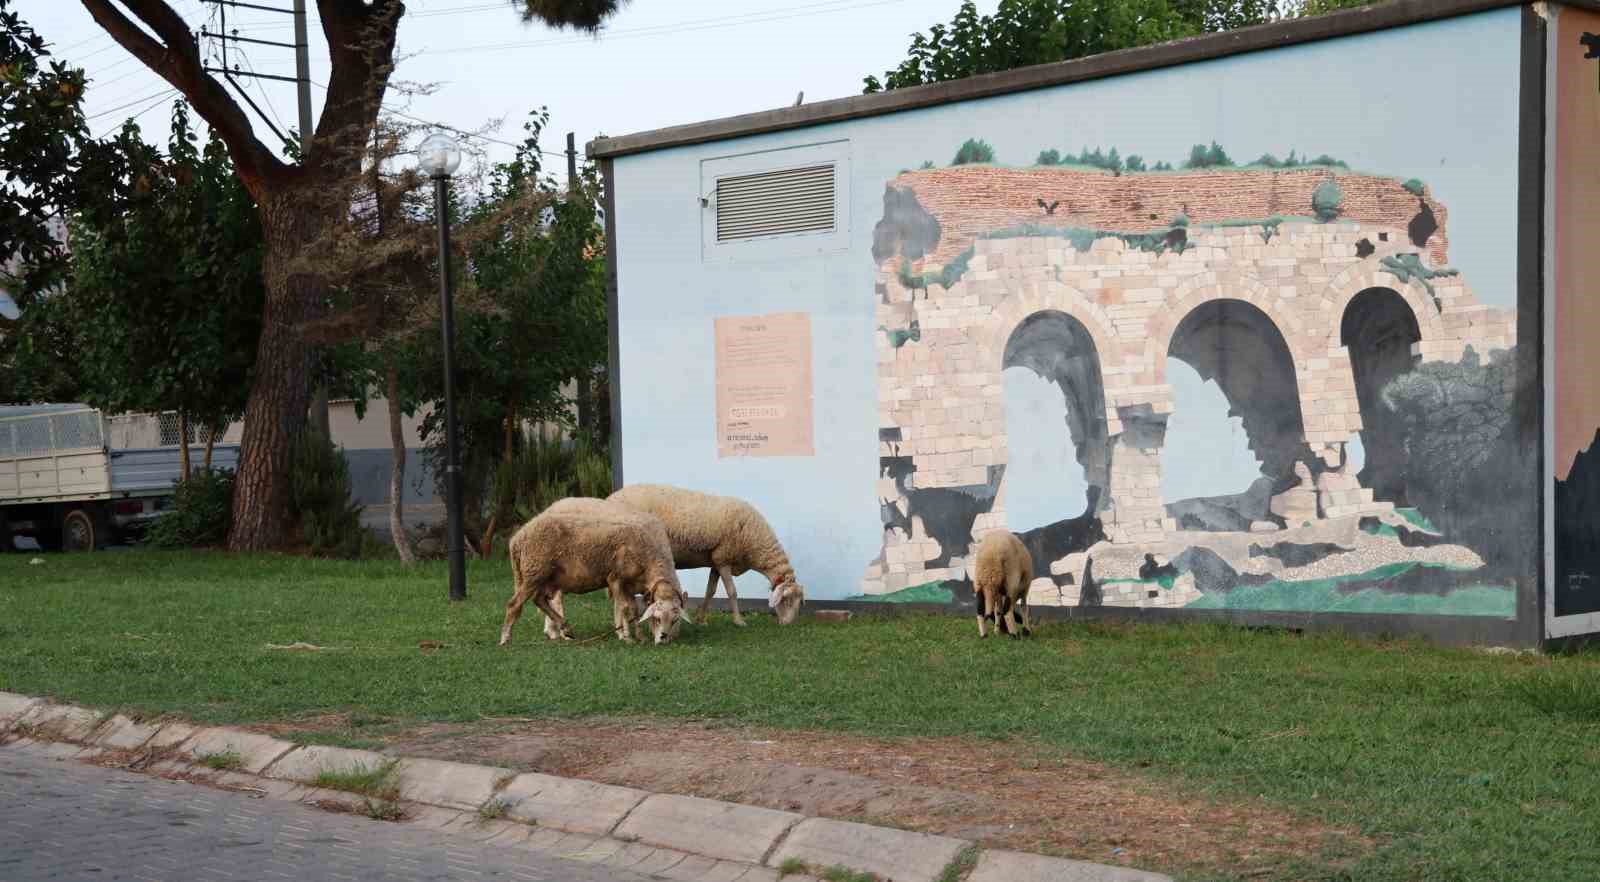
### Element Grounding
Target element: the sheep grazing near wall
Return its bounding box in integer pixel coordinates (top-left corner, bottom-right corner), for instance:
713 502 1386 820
607 483 806 626
500 497 689 646
972 530 1034 639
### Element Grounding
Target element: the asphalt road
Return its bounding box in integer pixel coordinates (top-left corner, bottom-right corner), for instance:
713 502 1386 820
0 747 656 882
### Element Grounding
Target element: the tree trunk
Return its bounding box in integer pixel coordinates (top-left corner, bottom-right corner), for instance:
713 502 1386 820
386 356 416 564
203 424 216 472
477 409 518 559
576 370 592 438
177 412 191 479
226 191 327 551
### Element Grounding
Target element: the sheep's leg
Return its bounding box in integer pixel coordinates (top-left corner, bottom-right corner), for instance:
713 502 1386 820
976 590 991 638
719 567 746 626
608 578 636 643
1017 592 1033 637
542 591 566 640
500 585 536 646
695 569 719 625
528 589 572 641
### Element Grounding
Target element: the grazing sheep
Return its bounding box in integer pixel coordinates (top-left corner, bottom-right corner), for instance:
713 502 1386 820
971 530 1034 639
607 483 805 626
500 497 689 647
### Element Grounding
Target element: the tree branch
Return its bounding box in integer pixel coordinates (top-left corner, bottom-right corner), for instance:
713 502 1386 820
77 0 288 196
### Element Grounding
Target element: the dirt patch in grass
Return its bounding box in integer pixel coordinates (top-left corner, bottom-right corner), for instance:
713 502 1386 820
377 717 1367 876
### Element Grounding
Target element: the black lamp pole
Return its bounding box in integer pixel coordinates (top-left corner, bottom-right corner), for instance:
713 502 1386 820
434 173 466 602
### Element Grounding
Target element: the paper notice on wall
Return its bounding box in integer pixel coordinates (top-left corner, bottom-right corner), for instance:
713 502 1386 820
715 312 813 458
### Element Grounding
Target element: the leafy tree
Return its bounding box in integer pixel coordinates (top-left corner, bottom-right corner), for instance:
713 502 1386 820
864 0 1376 92
1183 141 1233 169
406 109 607 555
33 103 264 476
952 138 995 164
0 0 89 403
1124 154 1145 172
72 0 628 552
1036 148 1061 166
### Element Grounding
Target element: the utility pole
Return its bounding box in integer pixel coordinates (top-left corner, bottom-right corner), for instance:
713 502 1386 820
296 0 331 437
567 131 593 438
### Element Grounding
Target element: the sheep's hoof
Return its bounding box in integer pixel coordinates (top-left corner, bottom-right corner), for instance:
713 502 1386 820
731 617 748 627
1022 627 1033 637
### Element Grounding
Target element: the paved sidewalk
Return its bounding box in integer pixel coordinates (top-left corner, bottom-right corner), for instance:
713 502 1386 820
0 744 655 882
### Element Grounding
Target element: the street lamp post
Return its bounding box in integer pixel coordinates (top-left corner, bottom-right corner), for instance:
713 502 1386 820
418 132 466 602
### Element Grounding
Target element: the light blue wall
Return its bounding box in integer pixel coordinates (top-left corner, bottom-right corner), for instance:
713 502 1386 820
610 9 1523 602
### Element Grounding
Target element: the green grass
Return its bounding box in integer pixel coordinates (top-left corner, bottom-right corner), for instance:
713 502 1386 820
197 750 243 771
777 857 809 878
938 846 980 882
819 866 881 882
2 551 1599 882
478 797 511 821
311 761 401 801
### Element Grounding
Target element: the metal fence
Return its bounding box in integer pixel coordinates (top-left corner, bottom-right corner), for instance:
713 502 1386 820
105 412 210 450
0 408 105 458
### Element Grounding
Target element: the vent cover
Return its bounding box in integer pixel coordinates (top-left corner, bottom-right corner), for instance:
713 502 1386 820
715 163 836 243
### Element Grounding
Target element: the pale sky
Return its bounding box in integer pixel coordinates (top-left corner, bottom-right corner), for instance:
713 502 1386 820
27 0 996 183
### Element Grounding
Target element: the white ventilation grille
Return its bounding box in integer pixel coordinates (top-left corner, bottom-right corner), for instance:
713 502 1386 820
715 163 836 243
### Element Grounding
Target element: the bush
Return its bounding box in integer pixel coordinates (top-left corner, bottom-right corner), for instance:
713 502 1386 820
486 430 614 539
1124 154 1146 172
288 430 367 558
1403 178 1426 196
1184 141 1233 169
1035 148 1061 166
143 469 235 549
1312 179 1344 222
951 138 994 165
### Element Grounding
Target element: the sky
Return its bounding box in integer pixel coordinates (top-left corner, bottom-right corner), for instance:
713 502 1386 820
27 0 997 186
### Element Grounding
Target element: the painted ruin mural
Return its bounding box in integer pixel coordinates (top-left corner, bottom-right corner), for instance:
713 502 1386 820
1552 7 1600 632
859 152 1527 617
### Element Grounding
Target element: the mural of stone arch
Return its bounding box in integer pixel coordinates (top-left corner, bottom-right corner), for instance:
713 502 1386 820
997 308 1114 514
1163 297 1312 484
1321 264 1446 349
979 281 1119 378
1340 287 1423 504
1143 274 1310 389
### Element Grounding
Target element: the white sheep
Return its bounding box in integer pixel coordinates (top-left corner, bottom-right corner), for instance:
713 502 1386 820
500 497 689 646
971 530 1033 639
606 483 806 626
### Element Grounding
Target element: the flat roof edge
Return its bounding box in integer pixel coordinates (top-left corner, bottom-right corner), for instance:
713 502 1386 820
589 0 1586 159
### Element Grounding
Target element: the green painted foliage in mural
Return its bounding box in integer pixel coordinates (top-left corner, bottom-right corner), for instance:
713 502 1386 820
1403 178 1427 196
847 581 956 604
1379 253 1460 296
1312 179 1344 222
898 246 977 293
1036 148 1062 166
1184 562 1514 617
1397 507 1439 532
983 223 1186 255
952 138 995 165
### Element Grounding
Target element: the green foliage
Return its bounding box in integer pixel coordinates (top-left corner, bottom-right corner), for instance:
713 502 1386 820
414 108 609 518
1150 160 1174 171
312 761 402 801
1124 154 1146 172
288 430 367 559
938 847 981 882
896 246 975 292
951 138 994 165
1170 212 1190 228
918 160 936 170
1403 178 1426 196
1312 178 1344 222
1035 148 1061 166
1513 667 1600 722
485 430 612 536
1185 141 1234 169
143 469 235 549
23 102 262 431
1379 253 1459 296
863 0 1303 93
198 751 243 771
984 222 1186 256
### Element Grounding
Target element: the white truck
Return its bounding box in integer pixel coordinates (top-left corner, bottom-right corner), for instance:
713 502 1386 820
0 405 240 551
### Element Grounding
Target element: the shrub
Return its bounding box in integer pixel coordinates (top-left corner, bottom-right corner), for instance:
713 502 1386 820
1185 141 1233 169
951 138 994 165
1253 153 1282 168
144 468 235 549
1312 179 1344 222
288 429 367 558
1403 178 1426 196
1035 148 1061 166
486 430 614 540
1151 160 1174 171
1170 212 1190 228
1124 154 1146 172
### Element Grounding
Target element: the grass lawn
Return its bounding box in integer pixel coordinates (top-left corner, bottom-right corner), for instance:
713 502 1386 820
3 550 1598 882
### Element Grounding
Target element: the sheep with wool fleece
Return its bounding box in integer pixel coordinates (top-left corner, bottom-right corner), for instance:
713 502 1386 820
499 497 689 647
606 483 806 626
971 529 1034 639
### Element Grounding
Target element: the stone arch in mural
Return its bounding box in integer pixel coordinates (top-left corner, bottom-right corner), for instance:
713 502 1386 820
999 309 1113 517
1341 287 1423 505
1166 298 1312 486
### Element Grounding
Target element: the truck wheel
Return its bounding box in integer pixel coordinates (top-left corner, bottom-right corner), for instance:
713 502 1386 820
61 509 102 552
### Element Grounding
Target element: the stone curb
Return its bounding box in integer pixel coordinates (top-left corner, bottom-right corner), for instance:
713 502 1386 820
0 692 1173 882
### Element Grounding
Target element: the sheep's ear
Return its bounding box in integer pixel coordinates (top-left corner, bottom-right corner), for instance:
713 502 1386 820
678 606 694 624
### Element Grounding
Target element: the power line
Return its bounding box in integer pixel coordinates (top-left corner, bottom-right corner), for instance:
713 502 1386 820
86 88 180 123
94 90 181 139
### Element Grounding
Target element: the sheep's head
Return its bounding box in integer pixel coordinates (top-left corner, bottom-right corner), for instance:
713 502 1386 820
636 581 691 645
768 577 805 625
